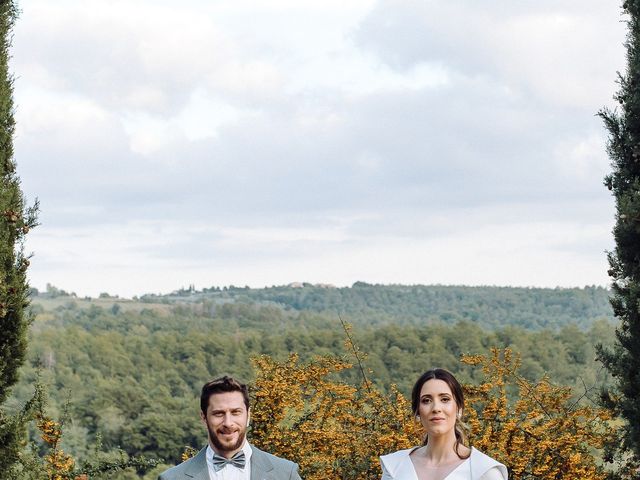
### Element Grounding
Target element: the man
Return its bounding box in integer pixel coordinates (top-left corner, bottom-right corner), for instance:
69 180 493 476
158 375 302 480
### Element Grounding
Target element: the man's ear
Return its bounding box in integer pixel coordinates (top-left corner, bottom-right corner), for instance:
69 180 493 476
246 408 251 427
200 411 207 425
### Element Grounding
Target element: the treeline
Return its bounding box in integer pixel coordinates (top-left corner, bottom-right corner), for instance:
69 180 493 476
8 292 616 478
139 283 613 330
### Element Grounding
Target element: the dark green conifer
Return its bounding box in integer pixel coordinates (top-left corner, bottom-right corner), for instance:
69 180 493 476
599 0 640 467
0 0 39 474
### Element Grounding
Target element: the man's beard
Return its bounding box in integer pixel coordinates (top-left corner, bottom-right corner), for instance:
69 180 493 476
207 424 246 454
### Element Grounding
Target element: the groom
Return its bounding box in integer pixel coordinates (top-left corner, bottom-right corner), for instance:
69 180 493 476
158 375 302 480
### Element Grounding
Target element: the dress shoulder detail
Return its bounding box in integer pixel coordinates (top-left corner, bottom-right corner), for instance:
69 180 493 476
379 448 414 477
469 448 508 480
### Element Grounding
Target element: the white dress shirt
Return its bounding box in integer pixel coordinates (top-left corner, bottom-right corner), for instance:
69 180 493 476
206 441 253 480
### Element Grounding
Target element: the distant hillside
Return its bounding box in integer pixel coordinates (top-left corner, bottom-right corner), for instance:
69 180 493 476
18 283 617 475
133 283 613 331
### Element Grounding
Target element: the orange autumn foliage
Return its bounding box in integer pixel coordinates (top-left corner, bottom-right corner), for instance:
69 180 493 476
36 414 77 480
250 353 421 480
250 348 618 480
462 348 616 480
32 409 159 479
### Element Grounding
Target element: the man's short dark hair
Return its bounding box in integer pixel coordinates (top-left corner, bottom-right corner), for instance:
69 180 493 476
200 375 250 413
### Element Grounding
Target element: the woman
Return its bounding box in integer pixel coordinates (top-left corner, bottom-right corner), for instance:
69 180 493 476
380 369 507 480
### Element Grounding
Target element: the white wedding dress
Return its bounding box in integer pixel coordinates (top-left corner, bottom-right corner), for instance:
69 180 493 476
379 447 507 480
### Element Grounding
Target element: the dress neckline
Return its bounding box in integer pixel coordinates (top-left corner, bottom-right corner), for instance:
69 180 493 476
408 448 471 480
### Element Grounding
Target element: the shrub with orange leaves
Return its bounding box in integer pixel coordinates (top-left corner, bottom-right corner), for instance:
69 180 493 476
462 348 616 480
250 353 421 480
250 347 619 480
36 414 76 480
17 405 160 480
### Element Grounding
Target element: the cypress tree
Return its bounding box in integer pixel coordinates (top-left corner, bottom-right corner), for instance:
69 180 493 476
0 0 39 474
599 0 640 467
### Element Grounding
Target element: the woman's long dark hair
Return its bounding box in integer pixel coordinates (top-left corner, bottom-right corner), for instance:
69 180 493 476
411 368 470 459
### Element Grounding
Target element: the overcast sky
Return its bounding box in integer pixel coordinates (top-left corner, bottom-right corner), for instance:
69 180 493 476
12 0 627 298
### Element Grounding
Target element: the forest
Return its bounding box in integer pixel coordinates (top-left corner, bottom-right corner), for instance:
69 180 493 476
7 284 617 479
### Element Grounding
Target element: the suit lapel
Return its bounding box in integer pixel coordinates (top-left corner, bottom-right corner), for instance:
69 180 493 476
250 446 275 480
184 447 210 480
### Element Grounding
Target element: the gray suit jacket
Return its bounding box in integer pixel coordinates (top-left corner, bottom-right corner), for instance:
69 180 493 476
158 445 302 480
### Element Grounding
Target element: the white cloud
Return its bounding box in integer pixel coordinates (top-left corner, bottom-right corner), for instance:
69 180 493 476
25 214 612 298
12 0 623 297
553 132 610 184
355 1 625 108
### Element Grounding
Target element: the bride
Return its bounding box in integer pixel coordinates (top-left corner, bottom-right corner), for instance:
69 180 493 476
380 369 508 480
